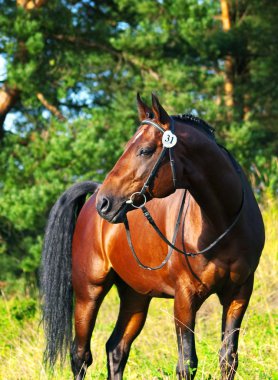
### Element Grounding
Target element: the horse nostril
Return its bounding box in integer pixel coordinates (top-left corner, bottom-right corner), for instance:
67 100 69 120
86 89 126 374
99 196 111 214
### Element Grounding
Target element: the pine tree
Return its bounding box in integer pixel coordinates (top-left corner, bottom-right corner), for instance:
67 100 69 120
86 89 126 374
0 0 277 282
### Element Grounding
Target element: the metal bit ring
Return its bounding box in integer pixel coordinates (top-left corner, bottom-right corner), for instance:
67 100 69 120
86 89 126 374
126 192 147 209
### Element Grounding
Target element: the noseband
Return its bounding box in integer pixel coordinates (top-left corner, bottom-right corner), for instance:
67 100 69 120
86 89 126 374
123 118 245 271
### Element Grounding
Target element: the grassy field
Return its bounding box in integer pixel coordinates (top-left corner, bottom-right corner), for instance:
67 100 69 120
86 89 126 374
0 199 277 380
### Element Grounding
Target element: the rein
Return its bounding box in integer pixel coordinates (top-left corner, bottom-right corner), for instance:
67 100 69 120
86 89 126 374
124 190 188 270
124 118 245 271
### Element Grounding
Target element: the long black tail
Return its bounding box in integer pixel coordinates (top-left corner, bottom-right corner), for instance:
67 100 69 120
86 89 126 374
40 181 99 367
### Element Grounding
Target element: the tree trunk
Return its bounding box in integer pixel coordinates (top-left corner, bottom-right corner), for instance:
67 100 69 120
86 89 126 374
0 0 49 141
17 0 47 10
220 0 234 113
0 86 20 140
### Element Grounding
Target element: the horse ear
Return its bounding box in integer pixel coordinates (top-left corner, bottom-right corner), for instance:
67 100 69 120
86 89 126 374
137 93 153 121
151 93 170 127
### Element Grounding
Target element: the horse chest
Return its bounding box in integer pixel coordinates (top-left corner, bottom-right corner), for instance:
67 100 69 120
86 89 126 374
111 259 176 297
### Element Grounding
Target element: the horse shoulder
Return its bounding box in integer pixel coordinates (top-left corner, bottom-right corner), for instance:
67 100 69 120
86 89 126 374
72 194 112 292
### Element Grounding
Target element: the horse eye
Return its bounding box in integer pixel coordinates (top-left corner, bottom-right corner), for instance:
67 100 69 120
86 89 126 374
139 147 156 157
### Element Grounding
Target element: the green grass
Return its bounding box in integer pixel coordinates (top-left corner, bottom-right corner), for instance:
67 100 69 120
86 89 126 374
0 200 277 379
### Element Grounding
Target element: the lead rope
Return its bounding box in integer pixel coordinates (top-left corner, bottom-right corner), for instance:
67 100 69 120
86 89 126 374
124 189 187 270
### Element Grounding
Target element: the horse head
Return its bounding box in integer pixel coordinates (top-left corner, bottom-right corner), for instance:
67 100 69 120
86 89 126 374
96 94 176 223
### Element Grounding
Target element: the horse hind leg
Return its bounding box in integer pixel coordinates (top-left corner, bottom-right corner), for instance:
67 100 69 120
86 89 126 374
70 299 94 380
218 274 254 380
106 280 151 380
71 277 114 380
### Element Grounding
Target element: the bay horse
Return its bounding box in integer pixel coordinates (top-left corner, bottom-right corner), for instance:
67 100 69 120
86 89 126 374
41 94 264 380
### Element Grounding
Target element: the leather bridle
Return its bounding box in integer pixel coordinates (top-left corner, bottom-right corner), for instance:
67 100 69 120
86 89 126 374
125 118 177 209
123 118 245 271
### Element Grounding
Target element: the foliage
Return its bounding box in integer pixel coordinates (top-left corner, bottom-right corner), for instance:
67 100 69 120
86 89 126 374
0 0 277 282
0 295 37 356
10 297 36 323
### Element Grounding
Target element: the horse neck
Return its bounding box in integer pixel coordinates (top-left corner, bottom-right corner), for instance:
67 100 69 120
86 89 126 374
175 123 243 230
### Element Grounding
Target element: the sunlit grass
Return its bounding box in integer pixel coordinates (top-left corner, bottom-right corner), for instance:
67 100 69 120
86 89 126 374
0 200 277 379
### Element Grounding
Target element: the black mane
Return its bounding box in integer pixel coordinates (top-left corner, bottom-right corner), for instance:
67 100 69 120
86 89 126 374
172 114 215 140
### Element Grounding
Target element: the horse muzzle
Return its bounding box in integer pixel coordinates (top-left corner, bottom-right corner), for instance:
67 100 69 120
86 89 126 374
96 195 131 223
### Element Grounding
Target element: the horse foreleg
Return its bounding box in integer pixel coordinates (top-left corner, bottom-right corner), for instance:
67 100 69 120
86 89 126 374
174 286 199 380
218 274 254 380
106 281 151 380
71 281 113 380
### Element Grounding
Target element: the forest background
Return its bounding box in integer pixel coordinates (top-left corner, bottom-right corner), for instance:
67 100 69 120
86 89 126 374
0 0 277 379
